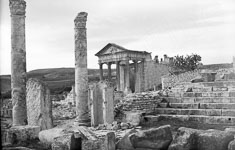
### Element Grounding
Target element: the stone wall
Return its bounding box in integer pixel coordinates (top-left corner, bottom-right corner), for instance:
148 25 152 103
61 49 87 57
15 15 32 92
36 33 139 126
144 60 171 91
89 82 114 126
134 60 171 92
26 78 53 130
120 92 161 112
0 98 12 118
162 70 200 89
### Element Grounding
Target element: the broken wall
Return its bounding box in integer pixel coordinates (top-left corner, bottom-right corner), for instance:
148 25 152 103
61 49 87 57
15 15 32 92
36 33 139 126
26 78 53 130
144 60 171 91
89 82 114 126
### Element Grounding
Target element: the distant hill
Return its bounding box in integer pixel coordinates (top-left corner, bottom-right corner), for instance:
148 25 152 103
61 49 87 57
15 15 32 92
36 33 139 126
0 68 113 98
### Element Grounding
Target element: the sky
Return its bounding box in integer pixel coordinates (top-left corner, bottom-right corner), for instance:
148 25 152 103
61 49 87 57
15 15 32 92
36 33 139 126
0 0 235 75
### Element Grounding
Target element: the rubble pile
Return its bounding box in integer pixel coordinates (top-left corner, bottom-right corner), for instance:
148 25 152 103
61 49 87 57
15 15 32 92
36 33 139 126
52 102 76 120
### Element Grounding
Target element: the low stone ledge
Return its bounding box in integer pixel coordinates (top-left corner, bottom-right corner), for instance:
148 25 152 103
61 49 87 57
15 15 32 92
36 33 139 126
39 126 105 150
169 127 234 150
5 125 40 146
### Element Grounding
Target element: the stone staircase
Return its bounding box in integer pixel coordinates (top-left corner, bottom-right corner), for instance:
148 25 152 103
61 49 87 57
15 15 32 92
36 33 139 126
148 81 235 125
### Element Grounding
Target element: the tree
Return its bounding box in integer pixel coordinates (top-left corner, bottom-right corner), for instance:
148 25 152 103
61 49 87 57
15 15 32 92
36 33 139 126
173 54 202 71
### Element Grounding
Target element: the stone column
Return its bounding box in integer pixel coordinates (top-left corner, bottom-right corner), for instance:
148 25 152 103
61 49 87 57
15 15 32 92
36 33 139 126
140 59 145 92
9 0 27 126
74 12 89 126
120 64 125 91
116 61 120 91
133 60 138 92
108 62 112 81
99 63 104 81
125 60 130 92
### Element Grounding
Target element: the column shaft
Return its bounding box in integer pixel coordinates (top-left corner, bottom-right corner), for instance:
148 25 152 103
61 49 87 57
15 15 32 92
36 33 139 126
99 63 104 81
125 60 130 90
116 61 120 91
74 12 89 126
10 0 27 126
133 60 138 92
108 62 112 81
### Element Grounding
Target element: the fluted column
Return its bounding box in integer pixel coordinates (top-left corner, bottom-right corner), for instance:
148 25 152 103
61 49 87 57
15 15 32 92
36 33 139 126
125 60 130 92
74 12 89 126
9 0 27 126
108 62 112 81
99 63 104 81
133 60 138 92
116 61 120 91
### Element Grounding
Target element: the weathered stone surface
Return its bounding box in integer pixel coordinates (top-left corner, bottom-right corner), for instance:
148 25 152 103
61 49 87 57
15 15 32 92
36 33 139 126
90 82 114 126
168 127 197 150
228 139 235 150
39 128 64 146
125 111 143 126
191 76 204 83
104 132 115 150
74 12 89 126
26 78 53 130
169 127 234 150
129 125 172 149
39 126 104 150
198 130 234 150
9 0 27 126
2 147 34 150
116 129 138 149
6 125 40 145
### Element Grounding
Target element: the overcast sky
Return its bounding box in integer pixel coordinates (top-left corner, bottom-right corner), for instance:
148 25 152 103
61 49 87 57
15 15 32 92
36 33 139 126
1 0 235 75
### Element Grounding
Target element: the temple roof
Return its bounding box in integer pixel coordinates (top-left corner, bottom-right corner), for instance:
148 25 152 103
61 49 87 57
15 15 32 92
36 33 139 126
95 43 150 57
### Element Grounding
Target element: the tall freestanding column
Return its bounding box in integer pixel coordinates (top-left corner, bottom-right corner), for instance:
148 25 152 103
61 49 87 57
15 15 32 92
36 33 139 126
9 0 27 126
74 12 89 126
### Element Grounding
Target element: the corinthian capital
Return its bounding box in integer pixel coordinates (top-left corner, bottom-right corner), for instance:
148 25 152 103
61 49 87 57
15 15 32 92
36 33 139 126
74 12 88 28
9 0 26 15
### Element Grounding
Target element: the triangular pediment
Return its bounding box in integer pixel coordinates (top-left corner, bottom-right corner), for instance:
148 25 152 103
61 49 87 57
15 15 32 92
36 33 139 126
95 43 129 56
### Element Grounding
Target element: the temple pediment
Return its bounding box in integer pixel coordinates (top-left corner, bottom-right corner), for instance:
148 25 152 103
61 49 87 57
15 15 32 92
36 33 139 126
95 43 151 63
95 43 128 56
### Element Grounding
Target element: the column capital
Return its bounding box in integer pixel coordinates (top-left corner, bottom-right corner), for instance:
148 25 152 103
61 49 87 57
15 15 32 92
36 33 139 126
9 0 26 16
74 12 88 28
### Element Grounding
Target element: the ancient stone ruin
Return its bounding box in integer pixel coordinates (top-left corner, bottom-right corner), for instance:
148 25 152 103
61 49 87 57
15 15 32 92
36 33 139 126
26 78 53 130
89 82 114 126
1 0 235 149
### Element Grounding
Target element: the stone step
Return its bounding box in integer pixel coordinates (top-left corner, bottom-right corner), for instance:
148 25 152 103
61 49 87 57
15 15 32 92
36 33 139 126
158 103 235 109
164 97 235 103
171 86 234 93
142 114 235 125
154 108 235 117
168 91 235 98
200 81 235 88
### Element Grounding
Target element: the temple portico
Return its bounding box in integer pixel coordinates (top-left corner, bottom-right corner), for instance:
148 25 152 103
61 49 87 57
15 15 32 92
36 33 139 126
95 43 151 93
